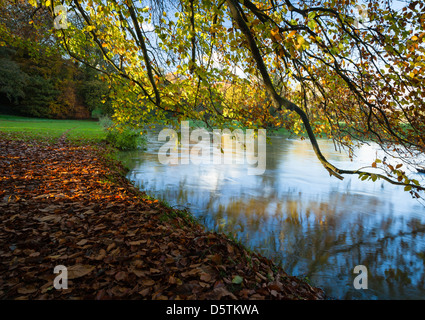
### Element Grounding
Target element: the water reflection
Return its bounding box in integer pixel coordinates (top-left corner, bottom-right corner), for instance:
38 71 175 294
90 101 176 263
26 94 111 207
118 132 425 299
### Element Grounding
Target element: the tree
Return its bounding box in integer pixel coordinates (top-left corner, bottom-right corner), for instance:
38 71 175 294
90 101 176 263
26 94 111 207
0 0 107 119
27 0 425 197
0 47 28 104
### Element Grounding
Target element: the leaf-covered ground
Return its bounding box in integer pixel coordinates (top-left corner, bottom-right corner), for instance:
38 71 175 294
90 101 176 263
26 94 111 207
0 137 325 300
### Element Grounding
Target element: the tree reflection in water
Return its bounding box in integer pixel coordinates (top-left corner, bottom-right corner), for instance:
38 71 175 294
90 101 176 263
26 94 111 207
119 133 425 299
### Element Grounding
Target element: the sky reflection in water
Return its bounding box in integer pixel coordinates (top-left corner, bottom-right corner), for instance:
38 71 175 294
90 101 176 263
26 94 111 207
118 133 425 299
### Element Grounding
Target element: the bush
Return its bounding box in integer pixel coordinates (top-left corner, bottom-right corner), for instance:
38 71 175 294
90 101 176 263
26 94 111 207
106 127 143 150
99 115 114 129
99 116 146 150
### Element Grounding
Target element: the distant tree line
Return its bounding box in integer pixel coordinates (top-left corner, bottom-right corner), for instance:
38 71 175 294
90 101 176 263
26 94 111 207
0 0 113 119
0 45 113 119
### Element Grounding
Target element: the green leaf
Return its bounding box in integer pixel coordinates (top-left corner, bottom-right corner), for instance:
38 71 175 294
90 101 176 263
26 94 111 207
412 179 420 186
232 275 243 284
307 19 317 30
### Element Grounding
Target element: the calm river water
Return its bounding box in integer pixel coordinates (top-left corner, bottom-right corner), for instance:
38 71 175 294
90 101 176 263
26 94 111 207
117 129 425 299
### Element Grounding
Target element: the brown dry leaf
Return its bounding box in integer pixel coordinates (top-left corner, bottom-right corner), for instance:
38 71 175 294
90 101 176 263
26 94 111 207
95 289 106 300
95 249 106 260
268 283 282 291
93 224 106 231
131 268 146 278
128 240 146 246
67 264 95 280
139 288 150 297
109 286 128 297
142 279 155 286
39 215 61 223
17 286 37 294
76 239 88 246
200 273 212 282
168 275 176 284
208 287 237 300
256 272 267 281
227 243 234 254
109 248 120 256
38 205 59 212
40 282 54 294
107 243 116 252
238 288 252 299
209 254 222 265
115 271 127 281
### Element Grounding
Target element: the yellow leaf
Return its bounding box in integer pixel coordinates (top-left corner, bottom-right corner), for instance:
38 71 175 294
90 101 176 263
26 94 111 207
288 30 297 38
271 28 282 41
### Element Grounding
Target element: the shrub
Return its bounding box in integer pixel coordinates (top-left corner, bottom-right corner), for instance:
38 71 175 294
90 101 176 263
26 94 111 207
99 116 146 150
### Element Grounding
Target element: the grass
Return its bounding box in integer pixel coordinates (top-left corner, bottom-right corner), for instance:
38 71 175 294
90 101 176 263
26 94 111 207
0 114 106 144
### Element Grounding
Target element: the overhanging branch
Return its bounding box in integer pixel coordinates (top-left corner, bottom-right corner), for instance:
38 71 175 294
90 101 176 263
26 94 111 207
226 0 424 193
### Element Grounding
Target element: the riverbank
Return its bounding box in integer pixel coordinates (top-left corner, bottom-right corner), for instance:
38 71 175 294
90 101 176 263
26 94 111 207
0 133 325 300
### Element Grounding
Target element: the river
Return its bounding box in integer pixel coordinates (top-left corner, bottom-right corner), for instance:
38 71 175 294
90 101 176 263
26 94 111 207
117 128 425 299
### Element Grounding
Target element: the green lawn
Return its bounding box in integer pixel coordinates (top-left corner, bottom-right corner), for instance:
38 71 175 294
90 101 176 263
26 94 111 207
0 114 106 144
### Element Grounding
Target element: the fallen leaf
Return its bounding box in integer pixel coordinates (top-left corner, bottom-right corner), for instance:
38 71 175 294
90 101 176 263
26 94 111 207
232 275 243 284
76 239 88 246
17 286 37 294
142 279 155 286
200 273 212 282
139 288 150 297
115 271 127 281
67 264 95 280
168 275 176 284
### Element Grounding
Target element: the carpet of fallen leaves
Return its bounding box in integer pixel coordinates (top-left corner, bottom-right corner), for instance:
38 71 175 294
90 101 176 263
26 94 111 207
0 137 326 300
